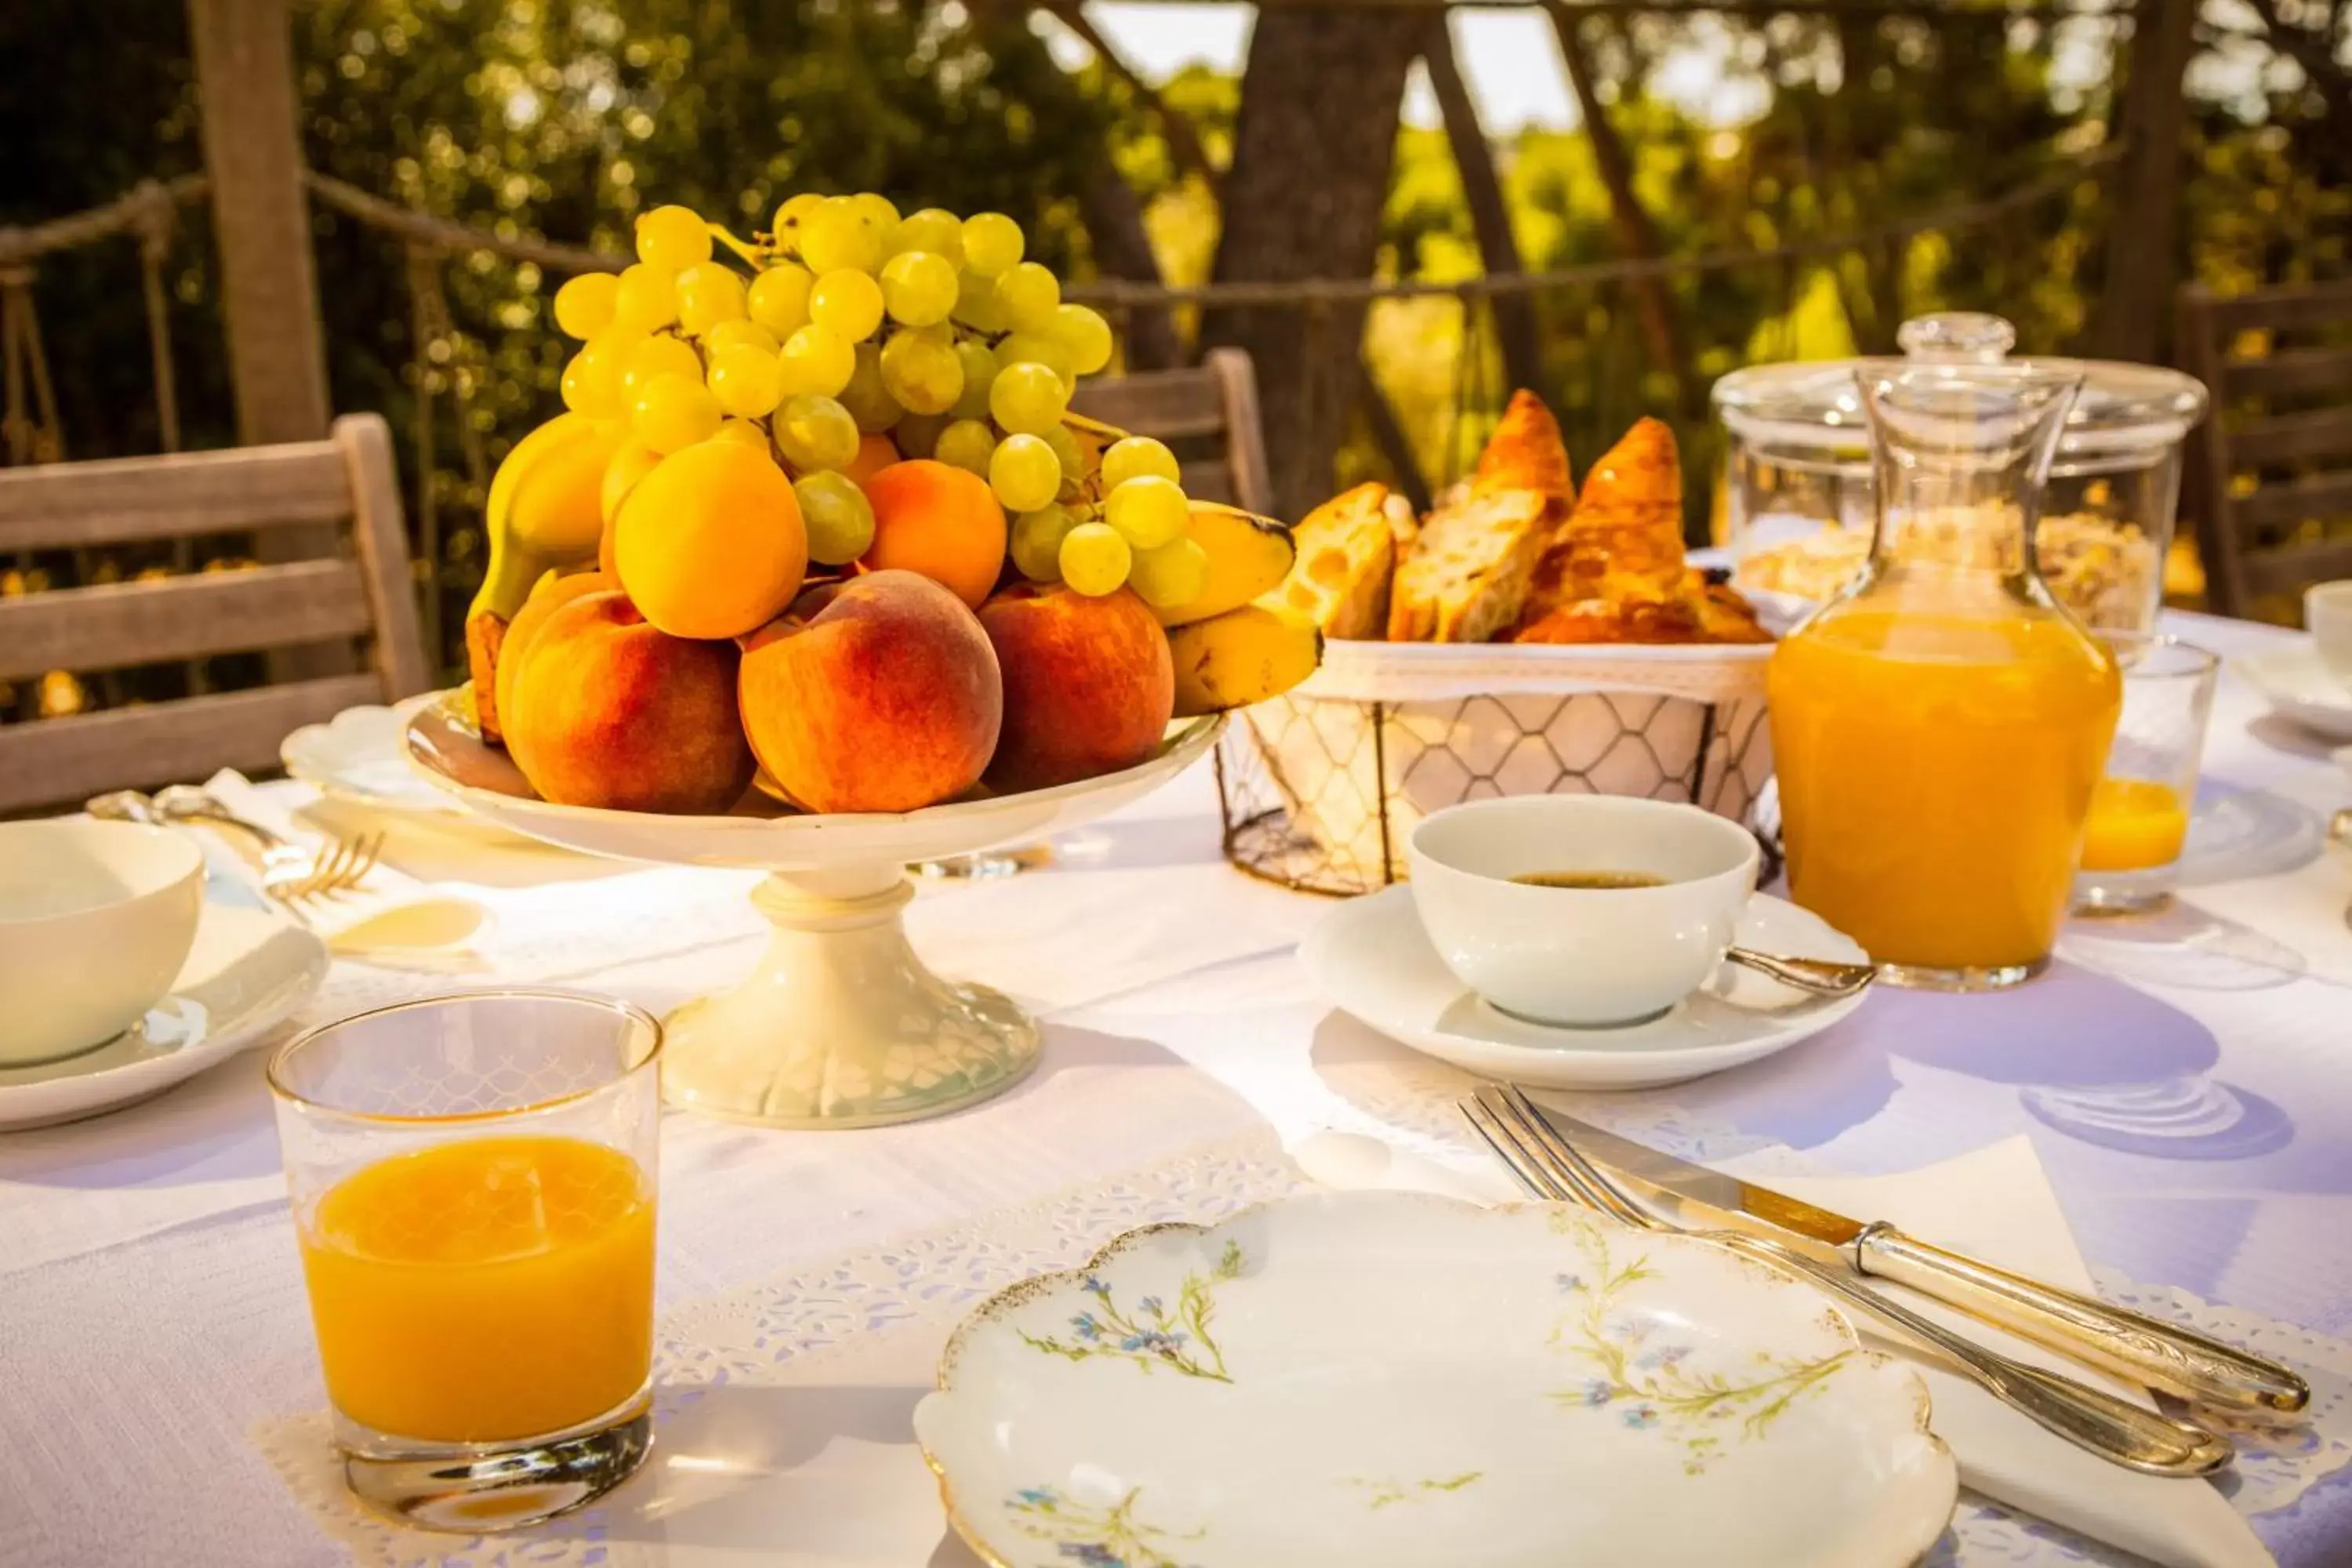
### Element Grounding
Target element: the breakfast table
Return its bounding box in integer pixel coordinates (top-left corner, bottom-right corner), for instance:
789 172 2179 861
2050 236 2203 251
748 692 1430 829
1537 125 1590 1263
3 606 2350 1568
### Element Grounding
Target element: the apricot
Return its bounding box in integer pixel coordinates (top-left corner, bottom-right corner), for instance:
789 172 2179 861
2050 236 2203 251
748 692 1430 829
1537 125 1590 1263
503 589 755 814
597 438 662 578
978 583 1174 793
739 570 1002 814
614 441 808 640
844 432 902 488
492 568 614 742
858 459 1007 610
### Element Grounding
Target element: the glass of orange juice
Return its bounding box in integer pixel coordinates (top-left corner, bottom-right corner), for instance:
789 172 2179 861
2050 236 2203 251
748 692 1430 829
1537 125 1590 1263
268 990 662 1531
2074 635 2220 914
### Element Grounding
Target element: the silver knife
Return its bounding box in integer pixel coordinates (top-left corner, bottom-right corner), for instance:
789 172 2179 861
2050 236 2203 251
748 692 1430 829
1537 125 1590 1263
1534 1105 2309 1416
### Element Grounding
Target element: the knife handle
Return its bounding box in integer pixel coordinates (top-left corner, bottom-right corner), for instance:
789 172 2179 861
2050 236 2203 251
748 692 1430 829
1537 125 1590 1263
1853 1223 2309 1415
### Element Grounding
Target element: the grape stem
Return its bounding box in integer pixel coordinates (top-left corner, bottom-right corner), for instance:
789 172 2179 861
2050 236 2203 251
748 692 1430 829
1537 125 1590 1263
709 226 768 269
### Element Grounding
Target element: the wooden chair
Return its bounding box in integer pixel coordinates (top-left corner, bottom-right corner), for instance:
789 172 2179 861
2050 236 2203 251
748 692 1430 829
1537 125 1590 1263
1069 347 1276 517
2178 279 2352 618
0 413 429 814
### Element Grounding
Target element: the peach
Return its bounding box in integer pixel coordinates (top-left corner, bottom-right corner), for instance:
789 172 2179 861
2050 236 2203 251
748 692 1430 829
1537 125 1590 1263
614 441 808 640
858 459 1007 610
739 570 1002 814
503 588 754 814
845 432 902 488
978 583 1174 793
490 568 613 743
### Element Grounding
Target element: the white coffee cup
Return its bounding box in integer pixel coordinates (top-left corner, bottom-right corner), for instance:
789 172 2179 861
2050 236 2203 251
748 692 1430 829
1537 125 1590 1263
1406 795 1760 1029
2307 582 2352 694
0 820 205 1065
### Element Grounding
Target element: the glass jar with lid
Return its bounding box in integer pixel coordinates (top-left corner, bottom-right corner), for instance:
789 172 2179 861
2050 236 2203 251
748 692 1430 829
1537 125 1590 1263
1714 313 2209 633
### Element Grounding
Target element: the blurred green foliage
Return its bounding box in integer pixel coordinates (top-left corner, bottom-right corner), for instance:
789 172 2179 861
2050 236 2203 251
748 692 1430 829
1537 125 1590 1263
2 0 2343 656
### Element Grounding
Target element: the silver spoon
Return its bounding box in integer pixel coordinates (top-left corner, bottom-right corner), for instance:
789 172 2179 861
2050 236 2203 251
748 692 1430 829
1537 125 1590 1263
1725 946 1876 998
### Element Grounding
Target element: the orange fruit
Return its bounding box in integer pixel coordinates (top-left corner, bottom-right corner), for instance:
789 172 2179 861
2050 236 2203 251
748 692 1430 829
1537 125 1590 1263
858 459 1008 610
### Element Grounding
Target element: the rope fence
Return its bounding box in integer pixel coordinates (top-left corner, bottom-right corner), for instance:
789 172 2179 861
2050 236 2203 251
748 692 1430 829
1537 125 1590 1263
2 138 2122 706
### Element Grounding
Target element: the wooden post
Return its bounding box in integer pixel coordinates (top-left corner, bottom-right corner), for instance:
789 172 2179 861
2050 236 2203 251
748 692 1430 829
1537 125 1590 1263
2089 0 2196 364
187 0 328 445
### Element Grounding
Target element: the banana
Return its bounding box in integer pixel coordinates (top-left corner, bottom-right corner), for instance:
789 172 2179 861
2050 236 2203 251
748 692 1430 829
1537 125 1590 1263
468 412 619 626
1152 501 1297 628
465 412 621 741
1166 603 1323 717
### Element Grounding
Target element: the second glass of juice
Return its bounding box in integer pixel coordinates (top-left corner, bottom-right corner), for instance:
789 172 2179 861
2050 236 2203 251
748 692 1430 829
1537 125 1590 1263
269 990 662 1531
1769 360 2122 989
2074 634 2220 913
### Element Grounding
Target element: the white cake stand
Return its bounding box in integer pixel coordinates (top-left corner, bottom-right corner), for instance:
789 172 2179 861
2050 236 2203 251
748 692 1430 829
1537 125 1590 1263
404 692 1222 1129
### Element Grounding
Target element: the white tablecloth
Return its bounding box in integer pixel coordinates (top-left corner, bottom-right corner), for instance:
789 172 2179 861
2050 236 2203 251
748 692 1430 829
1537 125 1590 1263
4 611 2350 1567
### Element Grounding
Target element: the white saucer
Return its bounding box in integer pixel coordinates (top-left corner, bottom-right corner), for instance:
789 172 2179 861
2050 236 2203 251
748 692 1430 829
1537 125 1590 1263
0 898 328 1130
2238 644 2352 743
282 697 468 817
1300 884 1870 1090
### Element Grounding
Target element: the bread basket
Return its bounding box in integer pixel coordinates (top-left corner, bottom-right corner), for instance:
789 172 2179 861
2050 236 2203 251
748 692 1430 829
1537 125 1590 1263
1213 637 1774 895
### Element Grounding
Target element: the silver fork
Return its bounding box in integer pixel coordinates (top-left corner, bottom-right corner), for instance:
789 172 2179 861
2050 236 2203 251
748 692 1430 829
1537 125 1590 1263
1462 1083 2234 1478
89 788 383 911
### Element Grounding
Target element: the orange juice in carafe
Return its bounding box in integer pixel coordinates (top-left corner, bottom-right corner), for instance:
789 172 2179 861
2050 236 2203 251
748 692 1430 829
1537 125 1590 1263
1767 361 2119 988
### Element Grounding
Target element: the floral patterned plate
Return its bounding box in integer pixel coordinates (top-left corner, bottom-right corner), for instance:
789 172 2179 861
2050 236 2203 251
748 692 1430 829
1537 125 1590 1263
914 1191 1955 1568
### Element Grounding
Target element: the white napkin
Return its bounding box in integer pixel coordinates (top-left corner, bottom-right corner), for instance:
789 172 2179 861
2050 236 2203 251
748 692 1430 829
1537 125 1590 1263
1290 1131 2276 1568
197 771 490 964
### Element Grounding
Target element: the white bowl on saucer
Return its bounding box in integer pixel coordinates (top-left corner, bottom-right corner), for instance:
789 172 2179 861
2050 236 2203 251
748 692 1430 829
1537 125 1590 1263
1406 796 1760 1028
0 895 328 1130
0 820 205 1065
1301 884 1870 1091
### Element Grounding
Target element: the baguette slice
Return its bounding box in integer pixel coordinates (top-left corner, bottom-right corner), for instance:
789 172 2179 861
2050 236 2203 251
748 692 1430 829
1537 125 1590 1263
1265 481 1395 640
1386 485 1551 643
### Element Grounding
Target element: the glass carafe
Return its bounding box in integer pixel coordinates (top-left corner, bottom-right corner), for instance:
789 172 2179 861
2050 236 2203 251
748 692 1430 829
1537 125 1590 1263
1767 362 2122 989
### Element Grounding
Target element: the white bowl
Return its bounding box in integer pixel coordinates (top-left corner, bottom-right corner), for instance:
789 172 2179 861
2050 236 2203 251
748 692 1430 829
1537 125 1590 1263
1406 795 1761 1028
0 820 206 1065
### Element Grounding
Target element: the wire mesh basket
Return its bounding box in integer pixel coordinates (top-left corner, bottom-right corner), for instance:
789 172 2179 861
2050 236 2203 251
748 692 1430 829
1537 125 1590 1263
1212 641 1777 896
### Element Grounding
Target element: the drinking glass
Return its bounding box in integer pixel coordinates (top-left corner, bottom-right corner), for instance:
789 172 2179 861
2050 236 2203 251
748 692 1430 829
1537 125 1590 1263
268 990 662 1531
2073 635 2220 914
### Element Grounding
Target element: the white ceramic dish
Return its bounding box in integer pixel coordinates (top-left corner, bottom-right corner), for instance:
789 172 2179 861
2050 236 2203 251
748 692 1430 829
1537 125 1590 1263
915 1190 1955 1568
2238 643 2352 743
281 696 469 818
1406 796 1761 1026
0 819 206 1065
404 687 1221 871
1301 884 1870 1090
0 896 327 1130
405 688 1225 1127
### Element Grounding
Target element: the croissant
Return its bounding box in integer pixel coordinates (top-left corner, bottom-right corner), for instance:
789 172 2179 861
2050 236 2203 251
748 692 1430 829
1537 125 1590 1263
1514 418 1769 646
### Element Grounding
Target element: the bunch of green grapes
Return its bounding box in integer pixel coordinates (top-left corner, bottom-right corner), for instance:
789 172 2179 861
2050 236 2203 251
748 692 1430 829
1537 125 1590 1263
554 196 1201 605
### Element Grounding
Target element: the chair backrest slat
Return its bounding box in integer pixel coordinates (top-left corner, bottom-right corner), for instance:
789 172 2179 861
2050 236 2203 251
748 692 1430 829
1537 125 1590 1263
2243 537 2352 598
1069 348 1277 518
2225 406 2352 470
2221 347 2352 401
2178 284 2352 617
0 441 351 552
1179 459 1236 507
0 674 383 815
2197 278 2352 337
0 414 426 813
0 561 373 682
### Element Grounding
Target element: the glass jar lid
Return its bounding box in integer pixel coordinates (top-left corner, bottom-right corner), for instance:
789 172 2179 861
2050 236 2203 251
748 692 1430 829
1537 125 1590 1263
1712 311 2209 474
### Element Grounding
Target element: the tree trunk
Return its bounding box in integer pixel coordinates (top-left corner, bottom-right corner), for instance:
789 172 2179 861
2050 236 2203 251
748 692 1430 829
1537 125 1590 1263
187 0 328 444
990 4 1179 369
2089 0 2196 363
1546 5 1686 383
1425 16 1544 400
1077 161 1181 371
1200 7 1425 522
